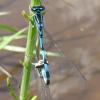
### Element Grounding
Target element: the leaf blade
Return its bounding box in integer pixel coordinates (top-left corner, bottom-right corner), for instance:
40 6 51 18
0 27 28 50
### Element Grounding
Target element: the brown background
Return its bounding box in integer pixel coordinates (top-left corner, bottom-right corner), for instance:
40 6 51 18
0 0 100 100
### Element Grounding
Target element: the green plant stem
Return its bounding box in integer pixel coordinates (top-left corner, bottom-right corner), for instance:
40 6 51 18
0 24 16 33
20 0 41 100
20 23 36 100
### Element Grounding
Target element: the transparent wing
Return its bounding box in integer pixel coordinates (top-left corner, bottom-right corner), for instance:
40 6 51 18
29 29 87 100
29 1 88 100
29 25 87 100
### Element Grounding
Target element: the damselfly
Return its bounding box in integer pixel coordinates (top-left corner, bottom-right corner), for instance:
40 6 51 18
31 5 50 85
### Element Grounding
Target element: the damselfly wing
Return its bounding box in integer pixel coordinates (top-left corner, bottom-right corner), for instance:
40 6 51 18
29 29 87 100
29 2 87 99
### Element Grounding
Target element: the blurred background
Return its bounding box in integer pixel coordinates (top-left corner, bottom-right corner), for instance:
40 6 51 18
0 0 100 100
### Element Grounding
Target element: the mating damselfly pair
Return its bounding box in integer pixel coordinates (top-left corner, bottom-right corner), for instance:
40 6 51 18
31 5 50 85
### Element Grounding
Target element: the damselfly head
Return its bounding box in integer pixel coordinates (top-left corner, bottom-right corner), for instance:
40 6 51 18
31 5 45 13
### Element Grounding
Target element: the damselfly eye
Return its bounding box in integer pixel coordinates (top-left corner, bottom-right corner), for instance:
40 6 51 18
31 7 36 12
40 6 45 11
31 6 45 12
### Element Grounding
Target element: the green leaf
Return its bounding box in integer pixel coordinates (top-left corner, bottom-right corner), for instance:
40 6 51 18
0 66 12 77
46 51 63 57
30 96 37 100
22 10 30 21
0 24 17 33
0 66 18 100
6 77 18 100
0 27 28 50
4 45 25 53
3 45 62 57
0 12 10 16
0 35 26 41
